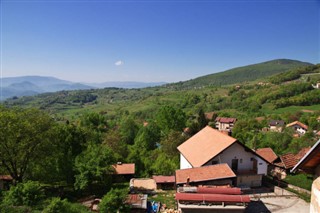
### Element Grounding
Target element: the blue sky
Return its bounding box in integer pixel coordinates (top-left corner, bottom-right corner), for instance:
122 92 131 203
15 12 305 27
1 0 319 83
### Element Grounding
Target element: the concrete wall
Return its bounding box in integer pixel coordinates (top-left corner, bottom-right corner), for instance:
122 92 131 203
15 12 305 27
180 154 193 169
237 175 262 187
310 176 320 213
204 143 268 175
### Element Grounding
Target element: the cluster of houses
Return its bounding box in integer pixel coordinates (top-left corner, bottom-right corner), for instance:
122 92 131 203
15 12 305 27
1 115 320 212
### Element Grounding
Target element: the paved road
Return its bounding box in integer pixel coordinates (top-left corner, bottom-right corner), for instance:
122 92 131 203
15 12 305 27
246 196 309 213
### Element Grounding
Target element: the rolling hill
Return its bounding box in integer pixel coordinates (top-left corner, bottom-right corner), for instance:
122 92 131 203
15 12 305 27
167 59 313 89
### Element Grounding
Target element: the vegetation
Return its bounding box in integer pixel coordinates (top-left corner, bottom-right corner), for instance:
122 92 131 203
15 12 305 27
0 62 319 210
284 174 313 191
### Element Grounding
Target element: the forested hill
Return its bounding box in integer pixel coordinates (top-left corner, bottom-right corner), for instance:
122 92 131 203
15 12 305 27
167 59 313 89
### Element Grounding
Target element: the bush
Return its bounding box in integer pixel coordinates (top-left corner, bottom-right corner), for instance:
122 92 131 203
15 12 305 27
99 188 130 213
43 197 89 213
3 181 44 207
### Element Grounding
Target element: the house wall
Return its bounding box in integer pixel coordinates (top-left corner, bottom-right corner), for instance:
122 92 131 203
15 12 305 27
204 143 268 175
180 154 193 169
237 175 262 187
290 124 306 135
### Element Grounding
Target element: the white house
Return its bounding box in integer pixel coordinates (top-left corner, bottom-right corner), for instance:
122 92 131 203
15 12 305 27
215 117 237 133
177 126 268 187
286 121 308 135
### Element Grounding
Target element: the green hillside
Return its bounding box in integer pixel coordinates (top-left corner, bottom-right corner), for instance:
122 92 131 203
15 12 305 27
168 59 312 89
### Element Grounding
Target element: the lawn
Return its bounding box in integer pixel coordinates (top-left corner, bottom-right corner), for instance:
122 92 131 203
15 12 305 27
148 190 176 209
284 173 313 191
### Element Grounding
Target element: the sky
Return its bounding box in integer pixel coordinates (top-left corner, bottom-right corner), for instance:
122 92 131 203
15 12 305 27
1 0 319 83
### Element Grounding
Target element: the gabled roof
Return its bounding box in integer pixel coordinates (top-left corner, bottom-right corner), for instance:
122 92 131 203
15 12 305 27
175 164 236 184
278 153 298 169
215 117 237 123
112 163 135 175
152 175 175 184
256 148 278 164
269 120 285 126
291 139 320 174
286 121 308 130
177 126 237 167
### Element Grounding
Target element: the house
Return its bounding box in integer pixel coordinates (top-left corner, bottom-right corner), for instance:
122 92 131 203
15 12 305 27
175 164 236 187
273 153 298 179
271 147 310 179
268 120 285 132
312 82 320 89
112 163 135 181
126 194 148 212
286 121 308 136
256 147 279 175
152 175 175 190
177 126 268 187
291 139 320 213
215 117 237 133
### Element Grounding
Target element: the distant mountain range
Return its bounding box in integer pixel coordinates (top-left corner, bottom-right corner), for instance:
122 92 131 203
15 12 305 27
0 59 314 100
0 76 166 100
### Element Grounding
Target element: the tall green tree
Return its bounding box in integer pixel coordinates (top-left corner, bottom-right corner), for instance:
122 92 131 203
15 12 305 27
155 105 186 134
0 107 54 183
74 143 115 192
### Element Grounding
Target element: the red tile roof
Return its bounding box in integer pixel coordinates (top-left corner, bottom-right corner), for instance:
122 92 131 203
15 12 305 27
0 175 13 181
175 193 250 203
279 153 298 169
175 164 236 184
152 175 175 184
286 121 308 130
256 148 278 164
177 126 237 167
112 163 135 175
215 117 237 123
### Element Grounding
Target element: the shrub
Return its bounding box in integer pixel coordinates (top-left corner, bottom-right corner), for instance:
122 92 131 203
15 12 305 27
3 181 44 207
99 188 130 213
43 197 89 213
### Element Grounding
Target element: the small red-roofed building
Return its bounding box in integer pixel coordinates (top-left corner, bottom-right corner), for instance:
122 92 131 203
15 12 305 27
215 117 237 134
0 175 13 190
152 175 175 190
112 163 135 181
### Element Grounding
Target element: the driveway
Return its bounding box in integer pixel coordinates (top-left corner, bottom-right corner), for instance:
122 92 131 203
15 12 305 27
246 196 309 213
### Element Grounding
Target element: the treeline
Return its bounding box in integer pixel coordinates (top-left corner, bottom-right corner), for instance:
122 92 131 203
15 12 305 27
269 64 320 84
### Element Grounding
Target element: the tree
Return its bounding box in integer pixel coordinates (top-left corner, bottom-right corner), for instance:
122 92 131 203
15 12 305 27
0 107 54 183
119 116 139 145
74 143 115 191
99 188 130 213
155 105 186 134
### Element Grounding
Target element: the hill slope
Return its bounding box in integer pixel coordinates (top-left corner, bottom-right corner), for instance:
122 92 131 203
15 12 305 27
168 59 313 89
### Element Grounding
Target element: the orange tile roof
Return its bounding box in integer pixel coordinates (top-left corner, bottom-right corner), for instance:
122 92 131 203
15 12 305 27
152 175 175 183
175 164 236 184
256 148 278 164
112 163 135 175
286 121 308 130
177 126 237 167
279 153 298 169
